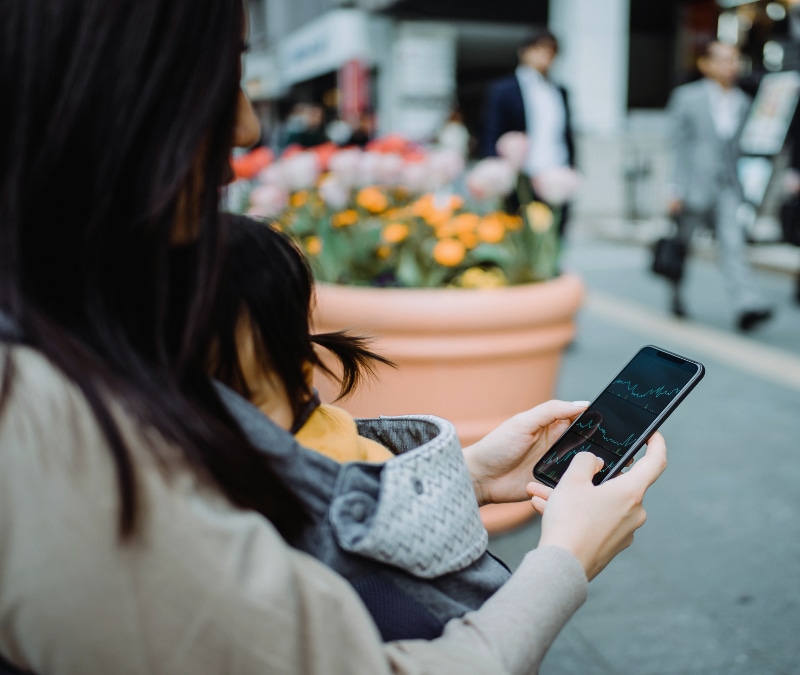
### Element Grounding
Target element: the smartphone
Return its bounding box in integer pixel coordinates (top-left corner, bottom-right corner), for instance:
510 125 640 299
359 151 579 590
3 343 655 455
532 345 705 488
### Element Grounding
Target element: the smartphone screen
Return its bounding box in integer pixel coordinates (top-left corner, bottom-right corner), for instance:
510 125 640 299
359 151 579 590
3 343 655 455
533 345 704 487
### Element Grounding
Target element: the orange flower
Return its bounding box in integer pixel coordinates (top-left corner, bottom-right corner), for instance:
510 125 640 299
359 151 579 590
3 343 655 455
304 236 322 256
425 210 450 228
500 213 523 230
332 209 358 228
290 190 309 208
231 146 273 180
476 215 506 244
376 245 392 259
383 208 403 220
356 187 389 214
456 230 478 249
382 222 409 243
436 213 481 248
433 238 466 267
451 213 480 233
412 194 464 227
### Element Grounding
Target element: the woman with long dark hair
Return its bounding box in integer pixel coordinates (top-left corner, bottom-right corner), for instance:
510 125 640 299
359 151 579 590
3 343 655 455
0 1 667 673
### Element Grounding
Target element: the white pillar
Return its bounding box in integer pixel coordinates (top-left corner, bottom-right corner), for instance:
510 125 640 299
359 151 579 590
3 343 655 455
378 21 457 142
549 0 630 135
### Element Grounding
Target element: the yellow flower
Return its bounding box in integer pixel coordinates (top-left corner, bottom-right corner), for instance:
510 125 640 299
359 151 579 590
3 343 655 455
455 266 508 289
356 187 389 214
332 209 358 228
526 202 554 233
432 238 466 267
382 222 409 243
304 236 322 256
376 245 392 259
290 190 309 208
476 215 506 244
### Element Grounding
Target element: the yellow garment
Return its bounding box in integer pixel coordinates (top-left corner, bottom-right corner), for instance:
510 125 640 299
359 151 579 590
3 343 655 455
295 403 394 463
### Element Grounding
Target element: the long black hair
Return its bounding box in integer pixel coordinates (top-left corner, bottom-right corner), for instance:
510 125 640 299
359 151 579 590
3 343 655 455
0 0 307 538
211 214 394 430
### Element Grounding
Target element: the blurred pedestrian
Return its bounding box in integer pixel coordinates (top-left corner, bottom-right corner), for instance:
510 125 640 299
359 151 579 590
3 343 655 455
325 116 353 146
346 110 374 148
437 107 471 159
286 102 328 149
482 28 576 237
666 40 773 331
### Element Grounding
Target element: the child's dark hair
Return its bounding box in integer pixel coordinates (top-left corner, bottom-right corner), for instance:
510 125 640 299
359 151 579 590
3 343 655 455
212 213 394 429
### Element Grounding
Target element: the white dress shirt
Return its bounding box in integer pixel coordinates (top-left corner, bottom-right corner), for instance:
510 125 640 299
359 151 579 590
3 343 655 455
704 79 746 140
515 65 569 176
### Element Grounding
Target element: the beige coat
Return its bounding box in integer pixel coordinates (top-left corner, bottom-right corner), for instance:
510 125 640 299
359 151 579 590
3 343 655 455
0 345 587 675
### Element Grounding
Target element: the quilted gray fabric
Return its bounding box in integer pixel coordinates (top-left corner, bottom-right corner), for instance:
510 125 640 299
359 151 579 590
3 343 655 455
329 415 488 579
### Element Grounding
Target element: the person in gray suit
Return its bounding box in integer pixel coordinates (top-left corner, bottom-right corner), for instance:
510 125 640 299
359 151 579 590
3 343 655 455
667 40 773 331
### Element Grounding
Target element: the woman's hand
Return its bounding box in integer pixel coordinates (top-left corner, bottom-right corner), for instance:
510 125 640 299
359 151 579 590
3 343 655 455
462 399 588 507
533 432 667 581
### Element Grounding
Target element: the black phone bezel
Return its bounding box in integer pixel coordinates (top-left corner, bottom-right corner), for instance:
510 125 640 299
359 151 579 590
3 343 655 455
532 345 705 488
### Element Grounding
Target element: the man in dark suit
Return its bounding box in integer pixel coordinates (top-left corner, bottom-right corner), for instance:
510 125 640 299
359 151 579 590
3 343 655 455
482 29 576 236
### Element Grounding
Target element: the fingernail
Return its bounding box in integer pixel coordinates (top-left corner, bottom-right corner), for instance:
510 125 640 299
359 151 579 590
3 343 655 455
572 400 590 407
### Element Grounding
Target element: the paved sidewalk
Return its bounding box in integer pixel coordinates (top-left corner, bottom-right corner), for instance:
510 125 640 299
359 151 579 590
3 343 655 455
489 229 800 675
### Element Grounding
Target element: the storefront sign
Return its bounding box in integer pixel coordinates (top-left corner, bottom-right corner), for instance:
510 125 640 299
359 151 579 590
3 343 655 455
278 10 373 88
740 70 800 156
339 59 369 124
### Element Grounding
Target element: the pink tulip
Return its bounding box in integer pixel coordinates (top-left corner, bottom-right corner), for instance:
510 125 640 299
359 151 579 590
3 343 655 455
531 167 582 206
256 164 286 188
318 174 351 210
280 152 321 191
375 153 405 186
466 157 516 201
328 148 363 187
355 151 383 187
402 161 432 194
248 184 289 218
495 131 529 172
428 148 465 188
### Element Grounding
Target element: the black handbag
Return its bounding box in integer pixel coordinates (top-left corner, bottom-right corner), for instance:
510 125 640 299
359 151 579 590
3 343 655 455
651 233 687 282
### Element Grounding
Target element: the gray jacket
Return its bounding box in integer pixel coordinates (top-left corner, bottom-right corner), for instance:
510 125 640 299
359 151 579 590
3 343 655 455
668 78 751 212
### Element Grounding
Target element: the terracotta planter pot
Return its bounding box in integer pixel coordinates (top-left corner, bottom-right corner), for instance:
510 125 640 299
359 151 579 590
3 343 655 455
312 273 585 534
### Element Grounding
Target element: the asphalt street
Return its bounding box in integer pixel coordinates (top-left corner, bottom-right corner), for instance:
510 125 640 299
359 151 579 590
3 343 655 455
489 224 800 675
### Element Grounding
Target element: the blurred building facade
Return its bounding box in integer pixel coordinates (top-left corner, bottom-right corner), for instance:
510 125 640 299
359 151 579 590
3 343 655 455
244 0 800 220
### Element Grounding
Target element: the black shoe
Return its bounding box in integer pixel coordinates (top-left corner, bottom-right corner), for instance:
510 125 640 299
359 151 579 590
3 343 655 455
671 295 687 318
737 308 773 332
